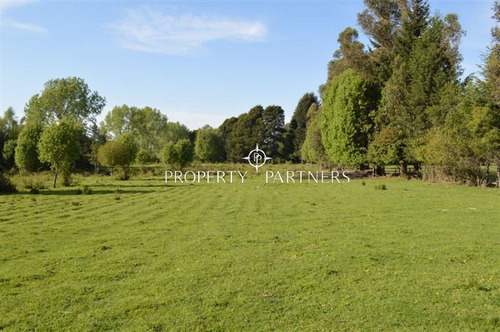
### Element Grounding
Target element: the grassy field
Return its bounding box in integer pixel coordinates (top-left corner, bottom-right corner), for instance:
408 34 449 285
1 171 499 331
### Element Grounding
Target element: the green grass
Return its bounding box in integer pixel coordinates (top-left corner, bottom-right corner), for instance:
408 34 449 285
1 172 499 331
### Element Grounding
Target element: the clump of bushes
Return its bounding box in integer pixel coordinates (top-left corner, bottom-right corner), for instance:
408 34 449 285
20 178 45 194
374 184 387 190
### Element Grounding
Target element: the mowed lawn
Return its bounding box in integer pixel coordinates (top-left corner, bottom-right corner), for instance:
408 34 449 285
0 174 499 331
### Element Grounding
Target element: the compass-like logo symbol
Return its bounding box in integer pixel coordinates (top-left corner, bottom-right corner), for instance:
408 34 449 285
243 144 272 173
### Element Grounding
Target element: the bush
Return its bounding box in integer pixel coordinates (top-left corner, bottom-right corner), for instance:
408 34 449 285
76 184 92 195
114 173 129 181
29 187 40 195
98 140 136 178
19 177 45 193
15 122 44 172
374 184 387 190
0 173 17 193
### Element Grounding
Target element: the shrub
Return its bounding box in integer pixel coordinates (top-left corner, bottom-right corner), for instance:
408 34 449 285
15 122 44 172
19 177 45 193
29 187 40 195
76 184 92 195
374 184 387 190
0 173 17 193
98 139 136 179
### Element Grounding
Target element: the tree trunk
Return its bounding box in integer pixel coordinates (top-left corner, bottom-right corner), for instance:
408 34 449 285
486 163 490 187
53 168 58 188
400 161 408 177
374 165 385 176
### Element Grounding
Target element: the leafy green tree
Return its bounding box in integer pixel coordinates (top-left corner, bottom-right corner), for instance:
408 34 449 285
161 142 179 168
162 139 194 168
15 122 44 172
116 132 138 165
321 27 372 95
0 109 19 191
163 122 191 144
25 77 105 126
136 149 158 165
418 77 499 186
177 139 194 168
103 104 132 137
485 1 500 104
376 7 463 174
103 105 169 152
38 119 83 187
98 141 135 178
356 0 403 85
301 103 327 165
0 107 20 170
322 69 375 167
484 1 500 186
2 140 17 170
287 93 319 161
86 123 107 173
195 126 224 163
367 127 402 173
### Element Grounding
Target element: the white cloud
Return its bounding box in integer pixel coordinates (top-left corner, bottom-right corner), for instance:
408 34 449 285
108 7 267 54
0 0 47 33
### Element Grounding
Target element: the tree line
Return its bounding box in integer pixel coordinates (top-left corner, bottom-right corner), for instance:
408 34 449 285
1 0 499 191
306 0 500 187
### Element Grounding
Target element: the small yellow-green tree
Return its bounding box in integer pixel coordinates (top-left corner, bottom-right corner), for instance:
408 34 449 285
38 119 83 187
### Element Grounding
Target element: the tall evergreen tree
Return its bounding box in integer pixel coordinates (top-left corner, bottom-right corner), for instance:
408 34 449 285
373 3 463 174
261 105 285 160
225 106 264 162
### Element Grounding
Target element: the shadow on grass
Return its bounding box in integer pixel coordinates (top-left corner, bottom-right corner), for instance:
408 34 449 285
90 183 195 188
89 183 174 188
26 189 158 196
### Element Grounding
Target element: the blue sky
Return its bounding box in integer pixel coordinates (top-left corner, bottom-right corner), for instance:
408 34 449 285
0 0 497 129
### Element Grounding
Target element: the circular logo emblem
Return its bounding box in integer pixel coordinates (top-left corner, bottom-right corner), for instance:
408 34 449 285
243 144 271 173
